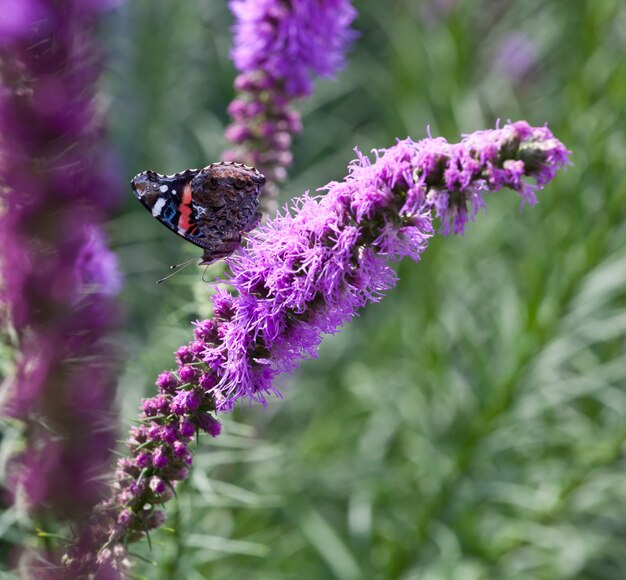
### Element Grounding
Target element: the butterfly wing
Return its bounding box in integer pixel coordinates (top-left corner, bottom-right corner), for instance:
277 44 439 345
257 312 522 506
131 168 214 250
188 162 265 264
132 162 265 265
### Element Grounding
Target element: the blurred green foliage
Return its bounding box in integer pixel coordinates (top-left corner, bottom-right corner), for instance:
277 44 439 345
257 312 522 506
101 0 626 577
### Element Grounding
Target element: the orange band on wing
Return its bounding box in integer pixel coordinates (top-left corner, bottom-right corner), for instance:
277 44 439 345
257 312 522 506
178 183 193 232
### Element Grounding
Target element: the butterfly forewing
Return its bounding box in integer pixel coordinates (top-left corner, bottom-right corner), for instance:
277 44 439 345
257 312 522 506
131 168 212 250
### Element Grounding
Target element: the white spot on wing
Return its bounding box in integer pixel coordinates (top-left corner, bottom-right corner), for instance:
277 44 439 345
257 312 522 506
193 203 208 217
152 198 166 217
159 185 168 193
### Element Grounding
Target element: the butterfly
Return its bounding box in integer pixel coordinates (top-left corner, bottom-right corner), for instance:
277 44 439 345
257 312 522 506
131 161 265 271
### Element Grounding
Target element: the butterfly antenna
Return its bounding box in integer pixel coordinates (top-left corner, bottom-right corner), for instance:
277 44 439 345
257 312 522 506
201 264 212 283
156 257 199 284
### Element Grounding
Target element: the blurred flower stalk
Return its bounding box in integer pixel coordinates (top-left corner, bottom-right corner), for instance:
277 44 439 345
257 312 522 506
0 0 122 573
75 121 570 575
223 0 358 213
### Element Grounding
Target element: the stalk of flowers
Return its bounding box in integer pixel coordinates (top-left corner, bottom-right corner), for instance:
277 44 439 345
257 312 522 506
0 0 122 573
222 0 358 213
72 121 570 575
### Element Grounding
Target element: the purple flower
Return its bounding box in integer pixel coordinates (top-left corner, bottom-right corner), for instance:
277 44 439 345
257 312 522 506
212 122 570 406
193 319 218 342
75 226 123 297
173 441 189 458
176 345 195 365
149 477 166 494
152 448 169 469
144 510 167 530
190 340 205 356
156 370 179 394
117 509 134 526
136 452 151 469
495 33 539 83
170 389 202 415
141 394 170 417
223 0 357 212
179 365 199 383
230 0 357 97
179 418 196 438
73 122 569 573
199 372 216 389
0 0 123 575
197 413 222 437
161 424 179 444
0 0 47 45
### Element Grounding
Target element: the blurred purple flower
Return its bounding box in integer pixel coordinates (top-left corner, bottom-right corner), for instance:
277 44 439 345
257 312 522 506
223 0 357 212
69 121 570 575
230 0 357 97
0 0 47 45
75 226 123 298
0 0 123 575
495 32 539 83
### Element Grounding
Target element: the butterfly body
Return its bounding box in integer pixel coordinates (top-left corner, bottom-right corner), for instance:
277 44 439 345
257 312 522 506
131 162 265 265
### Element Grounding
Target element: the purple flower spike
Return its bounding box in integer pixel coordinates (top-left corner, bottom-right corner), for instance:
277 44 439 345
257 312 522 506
69 122 569 576
230 0 357 97
0 0 123 575
223 0 357 212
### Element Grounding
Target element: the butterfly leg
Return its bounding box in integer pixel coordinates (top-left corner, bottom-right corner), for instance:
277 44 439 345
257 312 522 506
200 234 243 265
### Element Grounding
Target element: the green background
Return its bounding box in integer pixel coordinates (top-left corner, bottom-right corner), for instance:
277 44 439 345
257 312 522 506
101 0 626 577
